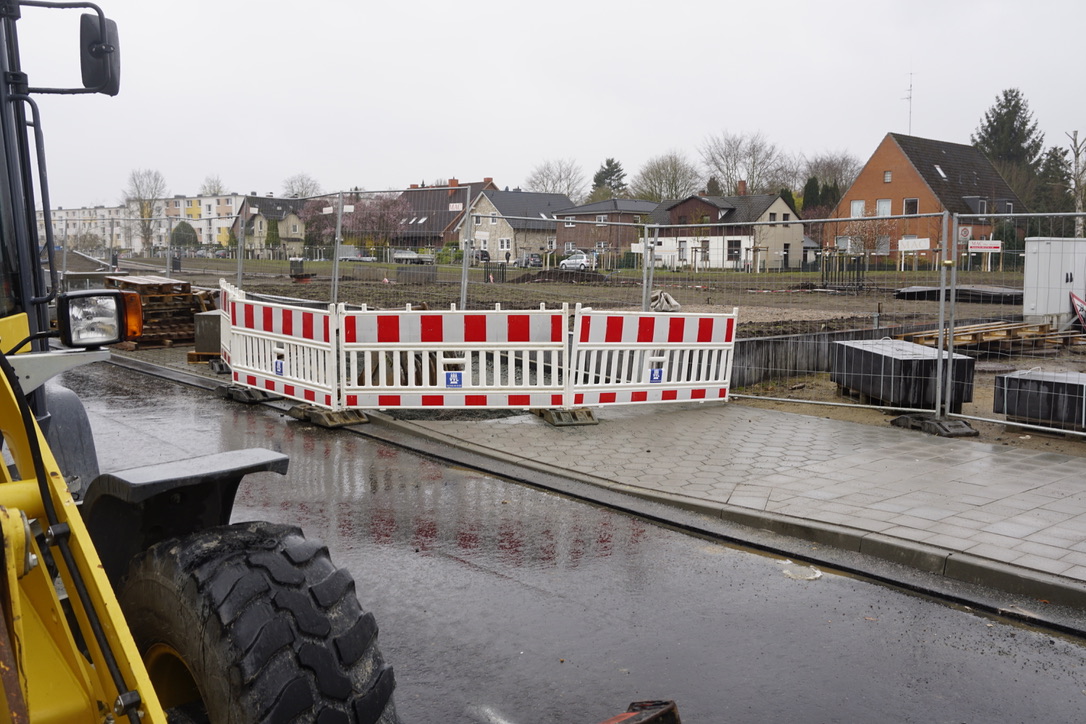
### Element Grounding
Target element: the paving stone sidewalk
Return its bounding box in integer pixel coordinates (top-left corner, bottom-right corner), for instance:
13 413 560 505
400 402 1086 589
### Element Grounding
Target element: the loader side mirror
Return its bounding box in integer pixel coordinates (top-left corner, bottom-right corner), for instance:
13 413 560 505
79 13 120 96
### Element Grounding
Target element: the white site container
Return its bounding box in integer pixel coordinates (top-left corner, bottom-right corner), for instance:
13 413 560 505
1022 237 1086 324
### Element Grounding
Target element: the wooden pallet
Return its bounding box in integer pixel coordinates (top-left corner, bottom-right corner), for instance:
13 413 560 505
106 275 191 295
896 321 1059 350
187 351 221 364
103 275 216 346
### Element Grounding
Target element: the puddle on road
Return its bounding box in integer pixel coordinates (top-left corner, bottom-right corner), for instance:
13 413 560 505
778 559 823 581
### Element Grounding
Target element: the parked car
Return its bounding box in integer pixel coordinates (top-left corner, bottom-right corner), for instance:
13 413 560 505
513 253 543 268
214 250 230 258
393 249 436 264
559 251 596 271
339 255 378 262
471 249 491 264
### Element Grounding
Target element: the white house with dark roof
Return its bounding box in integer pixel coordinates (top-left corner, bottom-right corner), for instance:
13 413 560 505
456 189 572 262
633 193 803 271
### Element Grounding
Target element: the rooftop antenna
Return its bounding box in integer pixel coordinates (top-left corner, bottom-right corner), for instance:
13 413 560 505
903 72 914 135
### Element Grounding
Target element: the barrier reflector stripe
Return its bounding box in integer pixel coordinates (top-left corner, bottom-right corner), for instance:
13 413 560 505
668 317 684 343
465 315 486 342
343 391 565 409
551 315 564 342
233 370 334 407
421 315 442 343
378 316 399 343
575 388 729 405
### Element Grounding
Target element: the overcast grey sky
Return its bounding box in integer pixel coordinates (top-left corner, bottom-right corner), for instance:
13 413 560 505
17 0 1084 208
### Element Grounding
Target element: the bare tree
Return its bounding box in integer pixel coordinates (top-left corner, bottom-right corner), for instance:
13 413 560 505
525 158 587 203
123 168 167 251
1068 131 1085 237
199 174 226 196
629 151 703 202
803 150 863 194
282 172 323 198
700 131 796 195
841 202 894 268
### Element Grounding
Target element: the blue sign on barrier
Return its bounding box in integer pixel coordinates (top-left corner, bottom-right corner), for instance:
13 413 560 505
649 368 664 383
446 371 463 388
274 359 284 376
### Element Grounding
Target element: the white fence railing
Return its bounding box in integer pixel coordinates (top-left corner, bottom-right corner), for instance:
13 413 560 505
220 281 737 411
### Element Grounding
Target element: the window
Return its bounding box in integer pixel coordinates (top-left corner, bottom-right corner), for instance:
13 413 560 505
883 171 892 183
678 215 689 225
565 241 577 252
769 212 777 225
499 238 511 251
565 216 575 228
977 199 987 215
835 235 851 251
546 237 556 250
205 204 211 214
633 215 641 224
474 215 482 225
291 224 298 234
783 213 790 222
934 164 947 180
850 200 866 218
876 199 891 217
727 239 741 260
596 214 607 225
876 235 891 255
489 213 497 225
903 198 919 215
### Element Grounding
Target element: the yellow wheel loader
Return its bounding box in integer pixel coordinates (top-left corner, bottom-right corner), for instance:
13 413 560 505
0 3 398 721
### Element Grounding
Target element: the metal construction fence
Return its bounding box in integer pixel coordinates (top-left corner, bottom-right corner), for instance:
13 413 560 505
220 281 738 412
165 204 1086 437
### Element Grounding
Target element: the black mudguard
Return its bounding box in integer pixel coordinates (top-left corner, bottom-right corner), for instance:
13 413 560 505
80 448 288 588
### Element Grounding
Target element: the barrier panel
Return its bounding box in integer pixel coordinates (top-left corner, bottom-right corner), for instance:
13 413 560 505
569 306 737 406
339 304 569 409
219 280 243 367
225 283 338 408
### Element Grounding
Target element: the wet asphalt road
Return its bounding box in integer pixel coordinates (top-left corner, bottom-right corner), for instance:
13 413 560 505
61 362 1086 724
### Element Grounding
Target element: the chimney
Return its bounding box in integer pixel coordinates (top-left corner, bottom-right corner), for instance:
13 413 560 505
448 178 459 187
483 177 493 184
409 184 419 189
266 192 274 197
737 180 747 196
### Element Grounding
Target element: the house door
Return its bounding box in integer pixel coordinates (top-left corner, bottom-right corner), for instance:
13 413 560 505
782 243 790 269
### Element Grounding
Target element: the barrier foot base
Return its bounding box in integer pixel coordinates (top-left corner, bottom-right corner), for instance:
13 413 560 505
218 386 281 404
288 404 369 428
208 358 231 375
535 407 599 427
890 413 978 437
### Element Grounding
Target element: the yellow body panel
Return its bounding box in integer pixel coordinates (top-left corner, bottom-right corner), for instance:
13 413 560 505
0 316 167 723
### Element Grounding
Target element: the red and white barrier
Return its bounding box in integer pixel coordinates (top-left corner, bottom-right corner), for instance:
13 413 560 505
339 304 568 409
220 281 737 413
224 283 338 408
568 306 737 406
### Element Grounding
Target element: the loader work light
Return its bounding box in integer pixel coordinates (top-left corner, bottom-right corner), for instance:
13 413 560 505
56 289 142 348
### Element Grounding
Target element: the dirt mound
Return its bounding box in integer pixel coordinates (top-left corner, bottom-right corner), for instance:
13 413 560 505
510 269 607 284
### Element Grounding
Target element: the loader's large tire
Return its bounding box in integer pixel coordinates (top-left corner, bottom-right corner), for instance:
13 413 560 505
119 521 398 724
